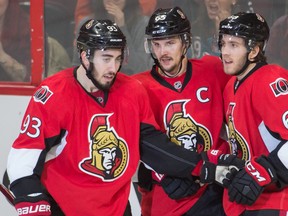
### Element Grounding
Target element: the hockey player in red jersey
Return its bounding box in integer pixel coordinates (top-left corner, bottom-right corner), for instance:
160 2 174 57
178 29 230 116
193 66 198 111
133 6 232 216
6 19 211 216
218 12 288 216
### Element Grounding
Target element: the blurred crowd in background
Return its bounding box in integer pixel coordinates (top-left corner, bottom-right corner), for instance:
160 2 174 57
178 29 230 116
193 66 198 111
1 0 287 82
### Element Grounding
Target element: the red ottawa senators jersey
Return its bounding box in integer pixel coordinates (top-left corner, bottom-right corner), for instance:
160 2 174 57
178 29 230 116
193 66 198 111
7 68 161 216
223 63 288 216
133 55 230 216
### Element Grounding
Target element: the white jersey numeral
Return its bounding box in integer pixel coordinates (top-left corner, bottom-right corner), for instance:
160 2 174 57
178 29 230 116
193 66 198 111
20 115 42 138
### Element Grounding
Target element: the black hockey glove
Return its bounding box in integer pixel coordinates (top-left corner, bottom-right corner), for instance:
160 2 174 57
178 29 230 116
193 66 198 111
200 149 245 186
228 155 277 205
161 176 200 200
14 193 51 216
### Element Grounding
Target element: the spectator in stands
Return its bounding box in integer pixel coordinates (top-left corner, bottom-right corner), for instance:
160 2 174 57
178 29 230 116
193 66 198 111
190 0 241 58
237 0 286 27
73 0 153 75
266 15 288 69
0 0 71 82
44 0 77 60
172 0 201 25
139 0 173 16
0 0 30 81
138 0 157 16
45 37 72 77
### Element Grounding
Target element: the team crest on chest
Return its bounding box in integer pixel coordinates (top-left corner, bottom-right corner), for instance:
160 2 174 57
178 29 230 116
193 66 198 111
79 114 129 181
164 100 212 152
227 103 250 160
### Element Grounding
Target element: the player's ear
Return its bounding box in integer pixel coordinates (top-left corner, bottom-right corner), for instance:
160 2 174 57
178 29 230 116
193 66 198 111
248 46 260 61
81 51 90 68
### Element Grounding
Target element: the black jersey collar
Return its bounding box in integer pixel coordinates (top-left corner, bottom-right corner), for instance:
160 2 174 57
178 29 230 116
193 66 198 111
150 61 192 92
234 62 267 92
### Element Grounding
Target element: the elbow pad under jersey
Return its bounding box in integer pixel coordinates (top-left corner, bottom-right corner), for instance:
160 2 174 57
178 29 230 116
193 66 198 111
268 140 288 188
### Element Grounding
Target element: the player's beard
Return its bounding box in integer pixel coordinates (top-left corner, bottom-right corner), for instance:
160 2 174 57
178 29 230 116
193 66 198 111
160 60 180 76
90 72 116 91
97 77 116 91
158 54 183 76
162 64 177 74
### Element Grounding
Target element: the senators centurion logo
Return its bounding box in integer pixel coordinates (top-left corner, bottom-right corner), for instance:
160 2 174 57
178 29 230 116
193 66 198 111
227 103 250 160
164 100 211 152
79 114 129 181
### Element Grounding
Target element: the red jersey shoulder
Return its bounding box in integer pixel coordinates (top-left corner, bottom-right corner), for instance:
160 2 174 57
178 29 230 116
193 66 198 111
112 72 150 97
249 65 288 87
254 64 288 79
33 68 76 105
132 71 153 84
190 55 221 75
250 64 288 96
201 55 222 63
190 55 230 90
